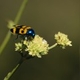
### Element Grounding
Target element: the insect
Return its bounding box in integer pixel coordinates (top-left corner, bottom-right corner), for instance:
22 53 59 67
10 25 35 40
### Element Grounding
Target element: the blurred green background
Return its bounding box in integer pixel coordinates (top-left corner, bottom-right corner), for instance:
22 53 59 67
0 0 79 80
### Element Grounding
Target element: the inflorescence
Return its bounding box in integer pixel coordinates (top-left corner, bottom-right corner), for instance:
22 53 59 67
15 32 72 58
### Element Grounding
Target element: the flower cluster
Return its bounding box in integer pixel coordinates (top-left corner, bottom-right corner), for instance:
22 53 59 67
15 43 22 51
15 35 49 58
15 32 72 58
54 32 72 49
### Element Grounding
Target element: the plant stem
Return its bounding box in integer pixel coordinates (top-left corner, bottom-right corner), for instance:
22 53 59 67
48 43 58 50
0 0 28 55
14 0 28 24
4 58 24 80
4 64 20 80
0 31 11 54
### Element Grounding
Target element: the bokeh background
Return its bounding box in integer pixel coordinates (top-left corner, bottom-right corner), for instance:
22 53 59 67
0 0 79 80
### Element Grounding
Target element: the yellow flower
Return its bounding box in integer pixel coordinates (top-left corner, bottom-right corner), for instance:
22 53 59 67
15 43 22 51
23 35 49 58
54 32 72 49
15 32 72 58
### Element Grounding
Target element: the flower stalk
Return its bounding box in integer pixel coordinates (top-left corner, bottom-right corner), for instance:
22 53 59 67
4 58 25 80
4 64 20 80
48 43 58 50
14 0 28 24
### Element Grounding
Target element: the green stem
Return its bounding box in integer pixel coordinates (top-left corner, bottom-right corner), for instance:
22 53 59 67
0 31 11 54
14 0 28 24
4 58 24 80
48 43 58 50
4 64 20 80
0 0 28 55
